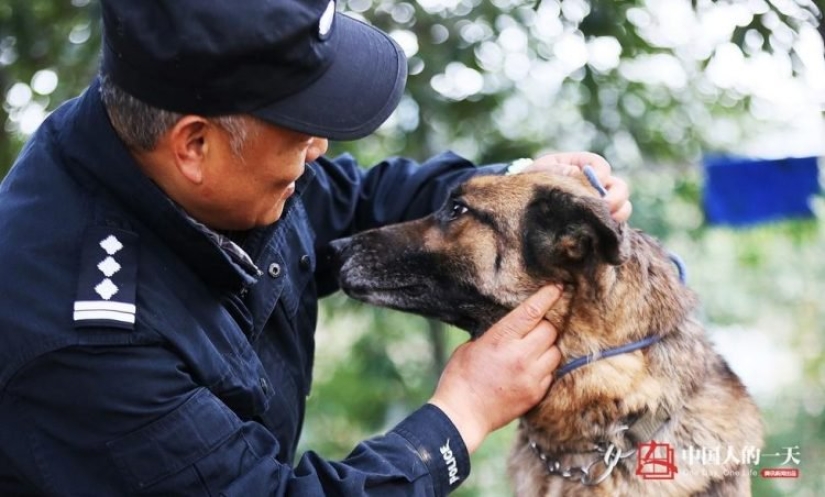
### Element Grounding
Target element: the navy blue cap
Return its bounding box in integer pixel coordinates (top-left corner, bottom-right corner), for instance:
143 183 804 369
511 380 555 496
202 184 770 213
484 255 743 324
100 0 407 141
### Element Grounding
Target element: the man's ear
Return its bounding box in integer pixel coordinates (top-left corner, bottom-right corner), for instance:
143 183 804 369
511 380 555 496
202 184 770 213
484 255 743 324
168 116 210 185
523 187 630 277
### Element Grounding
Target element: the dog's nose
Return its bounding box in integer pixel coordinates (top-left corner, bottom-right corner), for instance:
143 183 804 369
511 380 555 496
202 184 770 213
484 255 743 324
321 237 353 269
328 237 352 256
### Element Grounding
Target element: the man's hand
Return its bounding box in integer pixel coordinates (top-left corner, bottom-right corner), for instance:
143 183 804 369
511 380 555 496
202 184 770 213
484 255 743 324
428 286 563 454
518 152 632 222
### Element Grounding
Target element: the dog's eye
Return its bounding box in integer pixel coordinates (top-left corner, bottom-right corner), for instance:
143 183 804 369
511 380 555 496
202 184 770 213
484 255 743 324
447 200 469 221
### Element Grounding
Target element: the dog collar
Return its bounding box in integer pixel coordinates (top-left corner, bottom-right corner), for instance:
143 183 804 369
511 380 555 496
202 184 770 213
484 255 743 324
527 404 672 486
555 334 663 379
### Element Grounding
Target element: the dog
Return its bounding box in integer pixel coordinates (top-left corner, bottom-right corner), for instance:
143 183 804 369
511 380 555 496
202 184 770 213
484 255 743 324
327 171 763 496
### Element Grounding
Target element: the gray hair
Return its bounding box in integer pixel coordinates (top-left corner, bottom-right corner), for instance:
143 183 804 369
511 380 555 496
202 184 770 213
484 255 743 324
99 75 252 155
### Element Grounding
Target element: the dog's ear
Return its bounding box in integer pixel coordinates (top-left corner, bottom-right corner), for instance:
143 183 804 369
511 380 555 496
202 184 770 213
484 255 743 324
523 187 629 274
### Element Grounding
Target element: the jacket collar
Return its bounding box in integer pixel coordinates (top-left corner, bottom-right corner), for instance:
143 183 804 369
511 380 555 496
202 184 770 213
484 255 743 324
59 78 303 293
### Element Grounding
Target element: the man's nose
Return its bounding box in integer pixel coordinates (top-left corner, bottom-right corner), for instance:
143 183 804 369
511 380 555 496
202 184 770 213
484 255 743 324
306 137 329 163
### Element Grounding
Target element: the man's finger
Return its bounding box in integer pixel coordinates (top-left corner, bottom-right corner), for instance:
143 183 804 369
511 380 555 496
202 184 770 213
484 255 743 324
603 176 632 222
611 201 633 223
488 285 562 340
537 344 562 370
604 176 628 205
521 320 558 351
535 345 563 384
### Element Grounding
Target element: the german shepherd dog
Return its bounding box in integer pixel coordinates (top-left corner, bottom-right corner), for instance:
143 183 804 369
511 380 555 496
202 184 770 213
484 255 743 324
327 171 763 496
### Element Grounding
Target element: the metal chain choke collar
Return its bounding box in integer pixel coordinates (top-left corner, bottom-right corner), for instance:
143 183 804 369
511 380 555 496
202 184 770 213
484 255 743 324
528 437 636 486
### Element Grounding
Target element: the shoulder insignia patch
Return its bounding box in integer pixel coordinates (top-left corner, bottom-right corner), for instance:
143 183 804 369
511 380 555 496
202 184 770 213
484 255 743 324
74 227 139 330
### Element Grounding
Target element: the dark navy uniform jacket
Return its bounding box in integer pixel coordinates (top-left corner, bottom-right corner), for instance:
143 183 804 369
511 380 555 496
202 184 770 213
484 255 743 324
0 79 505 496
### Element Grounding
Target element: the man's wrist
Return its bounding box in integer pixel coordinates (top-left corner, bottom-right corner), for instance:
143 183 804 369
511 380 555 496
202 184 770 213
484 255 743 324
392 404 472 495
426 398 487 454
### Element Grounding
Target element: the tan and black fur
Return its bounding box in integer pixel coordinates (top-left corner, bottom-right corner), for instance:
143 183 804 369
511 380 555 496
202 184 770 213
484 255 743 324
327 172 763 496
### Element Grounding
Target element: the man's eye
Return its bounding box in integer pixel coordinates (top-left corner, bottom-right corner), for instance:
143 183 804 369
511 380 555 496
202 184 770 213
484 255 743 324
447 200 469 221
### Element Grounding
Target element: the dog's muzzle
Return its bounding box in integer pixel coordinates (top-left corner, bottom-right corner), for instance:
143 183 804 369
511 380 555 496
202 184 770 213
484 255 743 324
322 236 376 296
322 236 353 271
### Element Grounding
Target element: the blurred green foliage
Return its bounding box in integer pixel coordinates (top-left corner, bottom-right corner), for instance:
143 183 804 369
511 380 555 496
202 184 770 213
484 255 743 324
1 0 823 495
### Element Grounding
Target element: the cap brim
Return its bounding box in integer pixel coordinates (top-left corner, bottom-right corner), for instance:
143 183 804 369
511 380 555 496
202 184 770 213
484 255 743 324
250 14 407 141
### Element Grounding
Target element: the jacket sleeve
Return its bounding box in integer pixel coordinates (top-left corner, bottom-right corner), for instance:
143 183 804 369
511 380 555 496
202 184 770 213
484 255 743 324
0 343 470 497
303 152 507 247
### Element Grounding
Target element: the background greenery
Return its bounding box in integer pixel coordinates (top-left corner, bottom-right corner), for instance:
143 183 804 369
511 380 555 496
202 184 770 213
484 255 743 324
2 0 822 494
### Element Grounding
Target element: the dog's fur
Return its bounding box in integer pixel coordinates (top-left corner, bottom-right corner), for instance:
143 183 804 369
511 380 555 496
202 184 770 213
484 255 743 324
328 172 763 496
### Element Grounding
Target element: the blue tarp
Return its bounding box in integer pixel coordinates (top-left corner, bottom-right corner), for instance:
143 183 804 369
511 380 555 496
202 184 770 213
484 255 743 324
702 155 821 227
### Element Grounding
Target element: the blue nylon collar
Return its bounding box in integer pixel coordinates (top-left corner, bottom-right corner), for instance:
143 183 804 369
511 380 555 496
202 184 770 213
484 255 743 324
555 334 663 379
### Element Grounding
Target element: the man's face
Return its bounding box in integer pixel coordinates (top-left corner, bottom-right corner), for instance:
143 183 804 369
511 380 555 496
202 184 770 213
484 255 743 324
199 120 328 230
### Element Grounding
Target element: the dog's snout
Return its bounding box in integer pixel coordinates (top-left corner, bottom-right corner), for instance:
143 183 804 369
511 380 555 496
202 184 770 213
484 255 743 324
322 237 353 269
328 237 352 256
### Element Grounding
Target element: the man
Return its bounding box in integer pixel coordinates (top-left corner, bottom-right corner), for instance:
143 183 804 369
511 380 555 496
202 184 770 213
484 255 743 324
0 0 630 495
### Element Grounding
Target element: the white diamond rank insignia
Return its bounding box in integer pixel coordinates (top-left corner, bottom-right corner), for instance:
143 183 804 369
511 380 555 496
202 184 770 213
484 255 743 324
73 227 138 329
